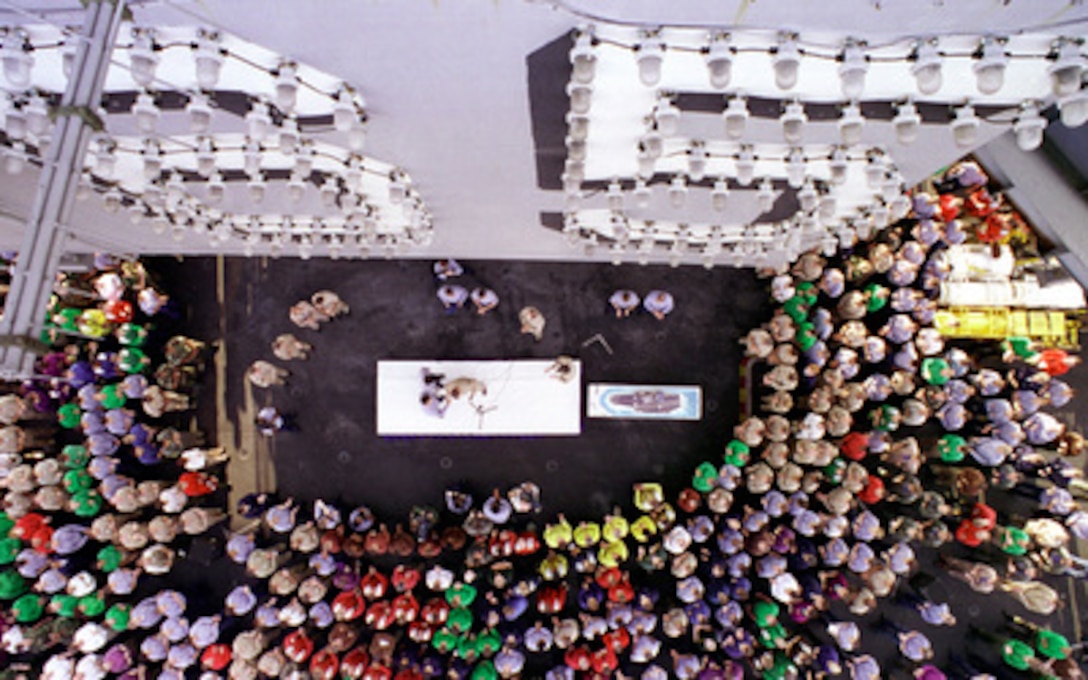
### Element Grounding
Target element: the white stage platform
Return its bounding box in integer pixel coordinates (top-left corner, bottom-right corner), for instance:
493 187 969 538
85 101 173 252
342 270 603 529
376 360 582 436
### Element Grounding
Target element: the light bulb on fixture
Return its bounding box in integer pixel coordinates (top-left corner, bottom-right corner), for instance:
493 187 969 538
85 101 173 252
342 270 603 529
142 139 163 181
1013 101 1047 151
24 93 48 137
974 38 1008 95
2 30 32 89
94 139 115 179
131 91 159 134
893 100 921 145
295 142 315 176
735 146 755 186
566 112 589 141
865 153 885 189
705 33 733 89
564 158 585 183
756 177 776 213
275 61 298 113
320 177 339 207
797 178 818 213
194 29 224 90
345 157 364 192
653 93 679 136
128 29 158 88
3 141 25 175
246 101 272 141
786 148 806 189
687 142 707 182
566 82 592 115
279 117 299 156
60 32 77 81
773 34 801 90
781 100 807 144
570 29 596 84
247 175 266 203
1059 89 1088 128
102 187 122 213
194 135 215 176
950 103 980 148
164 171 185 205
4 104 25 141
565 135 586 161
871 202 890 228
606 179 624 211
838 102 864 147
206 171 225 204
610 242 625 266
722 95 748 140
347 121 366 151
333 87 356 132
711 177 729 212
633 178 651 208
641 126 663 160
635 30 665 87
186 92 212 133
1049 38 1085 97
829 147 848 185
668 174 687 208
243 139 262 177
838 40 868 100
819 193 837 221
911 38 942 96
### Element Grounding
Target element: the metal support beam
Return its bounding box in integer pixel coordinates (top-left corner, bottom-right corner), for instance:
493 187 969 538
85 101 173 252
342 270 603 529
0 0 127 378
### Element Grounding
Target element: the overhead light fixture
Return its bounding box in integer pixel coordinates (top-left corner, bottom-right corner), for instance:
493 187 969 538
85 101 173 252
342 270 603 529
1059 89 1088 128
565 135 586 161
735 146 755 186
606 178 624 211
164 171 185 205
633 178 651 208
186 91 213 133
194 29 224 90
131 91 159 134
653 93 680 136
570 28 596 84
610 242 625 266
838 101 864 147
950 103 980 147
389 170 407 204
838 40 868 100
687 141 707 182
93 138 115 179
635 30 665 87
871 202 890 228
246 101 272 141
243 138 262 177
1 30 32 89
206 171 225 204
320 177 339 207
893 100 921 145
828 147 848 185
786 148 805 188
641 125 664 159
722 95 748 140
819 193 837 220
756 178 776 213
911 38 942 96
781 100 807 144
773 34 801 90
295 142 315 176
974 38 1008 95
275 61 298 113
194 136 215 177
711 177 729 212
636 143 655 179
24 92 48 137
128 28 158 88
1013 101 1047 151
1049 38 1085 97
567 82 592 115
705 33 733 89
668 174 687 208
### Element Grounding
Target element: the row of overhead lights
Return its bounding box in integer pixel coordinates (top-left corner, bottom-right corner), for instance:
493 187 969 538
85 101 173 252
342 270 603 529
0 24 430 256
